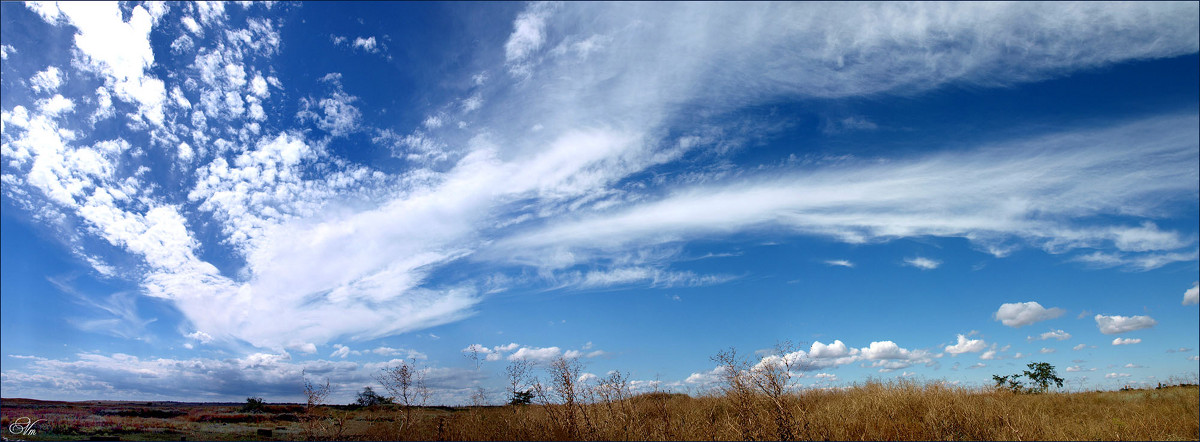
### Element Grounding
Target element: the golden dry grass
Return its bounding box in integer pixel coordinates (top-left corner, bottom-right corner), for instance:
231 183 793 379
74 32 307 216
342 381 1200 441
3 382 1196 440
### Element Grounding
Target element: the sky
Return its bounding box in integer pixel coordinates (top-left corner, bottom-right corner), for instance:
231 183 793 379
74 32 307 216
1 1 1198 405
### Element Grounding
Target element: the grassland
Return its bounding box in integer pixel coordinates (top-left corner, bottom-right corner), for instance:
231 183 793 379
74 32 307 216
3 381 1197 441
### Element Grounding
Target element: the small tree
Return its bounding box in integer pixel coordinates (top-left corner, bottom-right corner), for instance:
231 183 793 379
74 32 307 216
241 396 266 413
505 358 534 407
1022 362 1064 393
508 389 535 405
355 386 394 407
377 358 429 437
993 362 1064 394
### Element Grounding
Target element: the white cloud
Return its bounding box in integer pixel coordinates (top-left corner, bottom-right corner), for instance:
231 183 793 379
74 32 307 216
330 345 351 359
860 341 911 360
567 266 734 289
461 94 483 113
298 90 361 136
37 95 75 116
504 2 555 76
1095 314 1157 335
1105 372 1131 379
1031 329 1072 341
181 16 202 35
824 259 854 268
1039 347 1056 354
1072 344 1087 351
353 36 378 52
994 302 1066 328
6 1 1199 359
489 115 1199 274
903 257 941 270
944 334 986 355
30 66 64 94
32 2 167 126
1 44 15 60
1184 281 1198 305
1112 338 1142 346
194 1 227 25
508 346 562 362
186 331 213 344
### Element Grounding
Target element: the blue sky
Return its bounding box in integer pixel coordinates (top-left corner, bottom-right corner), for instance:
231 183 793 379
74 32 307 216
1 1 1198 404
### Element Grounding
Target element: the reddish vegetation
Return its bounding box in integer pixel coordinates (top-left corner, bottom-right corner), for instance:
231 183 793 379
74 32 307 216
3 382 1197 441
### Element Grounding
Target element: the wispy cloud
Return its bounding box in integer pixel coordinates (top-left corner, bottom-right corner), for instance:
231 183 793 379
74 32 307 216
2 1 1196 356
904 257 941 270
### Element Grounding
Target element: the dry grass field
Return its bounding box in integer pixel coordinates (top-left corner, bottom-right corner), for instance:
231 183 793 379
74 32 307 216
3 381 1197 441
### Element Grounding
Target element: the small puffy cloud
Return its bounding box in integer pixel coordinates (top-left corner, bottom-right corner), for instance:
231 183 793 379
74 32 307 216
994 302 1066 327
181 16 201 35
684 366 723 385
1031 329 1072 341
1105 372 1131 379
509 346 562 362
353 36 378 52
1124 363 1143 368
1188 356 1199 361
1184 282 1198 305
298 89 361 136
810 340 858 359
903 256 940 270
330 344 351 359
944 334 986 355
1 44 14 60
1072 343 1088 351
1112 338 1142 346
37 95 75 116
185 331 213 344
1095 314 1157 334
860 341 906 360
1039 347 1055 354
824 259 854 268
814 373 838 382
30 66 64 94
461 94 483 113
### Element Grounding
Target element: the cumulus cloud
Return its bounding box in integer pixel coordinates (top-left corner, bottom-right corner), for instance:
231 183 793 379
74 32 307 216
1184 282 1199 305
824 259 854 268
1095 314 1157 334
858 341 934 372
298 89 361 136
29 66 64 94
31 2 167 125
944 334 986 355
1112 338 1142 346
353 36 378 52
994 302 1066 328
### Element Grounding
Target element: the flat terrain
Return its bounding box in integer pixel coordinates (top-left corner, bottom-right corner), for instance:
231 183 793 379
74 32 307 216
2 383 1198 441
